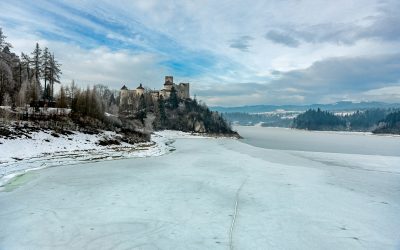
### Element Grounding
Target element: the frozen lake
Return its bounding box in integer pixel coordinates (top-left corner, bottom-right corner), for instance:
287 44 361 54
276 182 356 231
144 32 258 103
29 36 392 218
0 130 399 249
236 126 400 156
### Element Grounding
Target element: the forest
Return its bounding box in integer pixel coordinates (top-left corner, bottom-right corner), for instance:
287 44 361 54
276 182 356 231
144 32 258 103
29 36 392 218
0 28 61 108
292 108 400 134
223 107 400 134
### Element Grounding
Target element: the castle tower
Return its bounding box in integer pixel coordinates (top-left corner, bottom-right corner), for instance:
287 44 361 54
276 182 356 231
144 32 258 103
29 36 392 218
177 83 190 99
164 76 173 91
136 83 144 96
120 84 129 107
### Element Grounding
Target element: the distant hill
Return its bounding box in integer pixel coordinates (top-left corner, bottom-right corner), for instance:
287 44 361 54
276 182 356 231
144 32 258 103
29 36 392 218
211 101 400 113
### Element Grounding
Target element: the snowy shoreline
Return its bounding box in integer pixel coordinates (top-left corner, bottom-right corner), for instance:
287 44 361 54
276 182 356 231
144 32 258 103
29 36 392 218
0 130 209 188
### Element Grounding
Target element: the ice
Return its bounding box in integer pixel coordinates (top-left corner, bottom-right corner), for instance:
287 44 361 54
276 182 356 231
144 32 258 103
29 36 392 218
0 130 399 249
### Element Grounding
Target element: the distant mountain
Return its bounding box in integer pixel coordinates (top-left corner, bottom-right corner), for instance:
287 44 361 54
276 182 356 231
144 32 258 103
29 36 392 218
211 101 400 113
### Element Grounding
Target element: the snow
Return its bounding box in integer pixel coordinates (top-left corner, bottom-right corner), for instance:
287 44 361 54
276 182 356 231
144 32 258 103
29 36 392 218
0 105 71 115
0 130 206 187
0 129 399 249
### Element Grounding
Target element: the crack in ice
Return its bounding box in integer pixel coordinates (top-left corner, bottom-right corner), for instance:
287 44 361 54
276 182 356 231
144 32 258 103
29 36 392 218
229 177 247 250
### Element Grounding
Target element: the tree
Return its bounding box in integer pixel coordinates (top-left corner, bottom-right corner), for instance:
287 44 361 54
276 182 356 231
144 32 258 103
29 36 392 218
56 86 67 108
41 47 51 99
0 28 12 51
158 95 167 126
31 43 42 100
20 53 31 82
48 53 61 100
0 60 13 105
169 86 179 109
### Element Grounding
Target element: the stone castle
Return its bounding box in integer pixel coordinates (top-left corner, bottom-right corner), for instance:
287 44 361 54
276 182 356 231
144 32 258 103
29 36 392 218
120 76 190 107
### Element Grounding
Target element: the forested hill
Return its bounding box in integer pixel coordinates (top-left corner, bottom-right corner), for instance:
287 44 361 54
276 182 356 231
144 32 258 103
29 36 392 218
292 108 400 134
292 109 346 131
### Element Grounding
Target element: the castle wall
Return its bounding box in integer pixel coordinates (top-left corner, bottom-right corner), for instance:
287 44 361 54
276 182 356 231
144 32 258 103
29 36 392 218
119 76 190 110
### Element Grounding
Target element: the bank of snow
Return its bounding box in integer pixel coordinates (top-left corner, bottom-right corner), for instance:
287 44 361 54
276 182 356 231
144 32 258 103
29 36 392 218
0 130 206 187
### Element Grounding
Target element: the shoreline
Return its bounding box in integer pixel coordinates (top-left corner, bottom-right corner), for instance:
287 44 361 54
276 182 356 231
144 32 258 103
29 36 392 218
0 130 228 189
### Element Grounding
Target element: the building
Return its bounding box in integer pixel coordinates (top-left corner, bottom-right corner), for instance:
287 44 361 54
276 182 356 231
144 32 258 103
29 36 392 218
119 76 190 108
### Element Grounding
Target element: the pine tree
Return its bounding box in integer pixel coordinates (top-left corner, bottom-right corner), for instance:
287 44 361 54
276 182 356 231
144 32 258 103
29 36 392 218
31 43 42 100
158 95 167 126
20 53 31 82
49 53 61 100
0 60 13 105
169 86 179 109
41 47 51 99
57 86 67 108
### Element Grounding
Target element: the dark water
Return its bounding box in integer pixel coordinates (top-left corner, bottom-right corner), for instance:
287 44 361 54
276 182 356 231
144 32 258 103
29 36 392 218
236 126 400 156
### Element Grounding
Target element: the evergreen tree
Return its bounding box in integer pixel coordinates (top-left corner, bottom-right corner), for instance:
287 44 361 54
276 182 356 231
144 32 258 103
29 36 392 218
31 43 42 99
57 86 67 108
49 53 61 100
158 95 167 125
169 86 179 109
20 53 31 82
0 60 13 105
41 47 51 99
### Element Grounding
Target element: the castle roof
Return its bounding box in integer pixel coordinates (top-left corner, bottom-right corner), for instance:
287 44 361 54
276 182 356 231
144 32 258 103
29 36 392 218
121 85 128 90
137 83 144 90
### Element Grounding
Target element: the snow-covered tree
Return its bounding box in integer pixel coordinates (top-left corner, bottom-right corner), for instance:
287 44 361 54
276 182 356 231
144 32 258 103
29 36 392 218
0 28 12 51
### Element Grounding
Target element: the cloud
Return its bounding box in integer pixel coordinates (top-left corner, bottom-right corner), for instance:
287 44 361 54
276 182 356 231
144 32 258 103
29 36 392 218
265 30 300 47
229 36 253 52
1 0 400 106
265 1 400 47
272 54 400 92
360 85 400 103
198 53 400 106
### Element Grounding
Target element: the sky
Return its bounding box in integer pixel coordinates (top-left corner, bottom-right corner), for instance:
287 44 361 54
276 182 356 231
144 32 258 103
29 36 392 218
0 0 399 106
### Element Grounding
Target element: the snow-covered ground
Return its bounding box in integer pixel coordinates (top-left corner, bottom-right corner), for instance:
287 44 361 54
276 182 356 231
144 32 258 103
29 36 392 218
0 130 205 187
0 129 399 249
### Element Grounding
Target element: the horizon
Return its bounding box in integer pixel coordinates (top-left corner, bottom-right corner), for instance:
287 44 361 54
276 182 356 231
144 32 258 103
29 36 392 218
1 0 400 106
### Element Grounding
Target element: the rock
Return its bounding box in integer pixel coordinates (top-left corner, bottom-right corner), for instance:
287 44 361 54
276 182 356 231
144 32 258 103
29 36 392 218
194 121 206 133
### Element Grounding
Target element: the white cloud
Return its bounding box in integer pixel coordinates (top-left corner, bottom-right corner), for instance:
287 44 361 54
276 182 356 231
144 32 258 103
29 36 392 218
1 0 399 105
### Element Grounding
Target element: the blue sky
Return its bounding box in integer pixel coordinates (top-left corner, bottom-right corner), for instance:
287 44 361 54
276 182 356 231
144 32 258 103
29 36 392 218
1 0 400 106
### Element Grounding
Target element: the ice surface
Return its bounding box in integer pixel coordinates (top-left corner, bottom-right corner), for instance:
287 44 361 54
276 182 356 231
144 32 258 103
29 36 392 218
236 126 400 156
0 129 399 249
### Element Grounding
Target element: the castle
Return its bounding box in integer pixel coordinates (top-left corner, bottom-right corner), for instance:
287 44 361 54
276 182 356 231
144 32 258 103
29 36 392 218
119 76 190 108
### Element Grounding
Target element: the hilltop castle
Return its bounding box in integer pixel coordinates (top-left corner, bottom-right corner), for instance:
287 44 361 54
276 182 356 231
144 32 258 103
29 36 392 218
119 76 190 108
